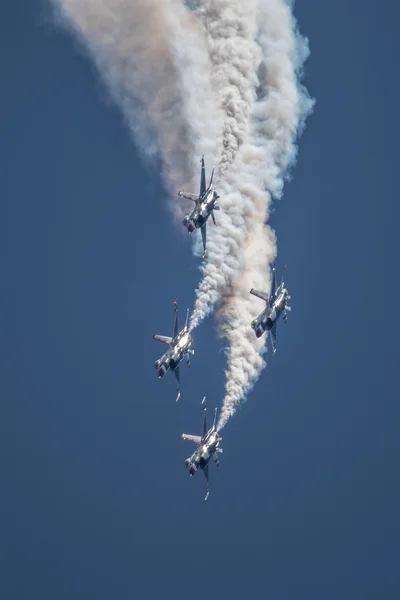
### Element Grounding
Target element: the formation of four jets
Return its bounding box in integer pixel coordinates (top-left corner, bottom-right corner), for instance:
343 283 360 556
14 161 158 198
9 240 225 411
153 156 291 499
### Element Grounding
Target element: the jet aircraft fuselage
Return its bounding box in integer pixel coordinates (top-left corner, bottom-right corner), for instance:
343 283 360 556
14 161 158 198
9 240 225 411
178 156 220 255
182 398 222 499
185 429 221 476
155 329 192 377
153 301 194 400
183 188 219 233
250 261 291 353
252 287 289 338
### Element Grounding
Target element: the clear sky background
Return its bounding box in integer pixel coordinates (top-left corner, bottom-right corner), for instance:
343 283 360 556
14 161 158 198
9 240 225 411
2 1 399 598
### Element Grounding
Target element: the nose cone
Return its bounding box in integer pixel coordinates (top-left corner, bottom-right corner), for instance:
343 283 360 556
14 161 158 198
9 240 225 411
188 223 195 233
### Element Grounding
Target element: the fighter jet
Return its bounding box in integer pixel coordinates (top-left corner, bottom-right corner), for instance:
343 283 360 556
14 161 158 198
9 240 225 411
153 300 194 401
178 155 220 257
182 397 223 500
250 260 291 354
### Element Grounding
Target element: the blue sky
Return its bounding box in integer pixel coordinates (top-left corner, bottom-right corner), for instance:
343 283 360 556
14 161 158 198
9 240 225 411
2 1 399 598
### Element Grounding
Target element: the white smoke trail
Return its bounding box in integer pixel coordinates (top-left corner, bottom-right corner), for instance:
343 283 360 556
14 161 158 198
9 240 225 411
194 0 262 176
191 0 314 336
50 0 265 338
189 0 269 327
51 0 219 220
217 0 315 430
50 0 313 430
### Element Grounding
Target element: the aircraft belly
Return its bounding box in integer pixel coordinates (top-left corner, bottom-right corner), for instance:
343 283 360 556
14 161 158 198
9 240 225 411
169 355 180 370
266 310 278 329
202 448 210 461
198 456 207 469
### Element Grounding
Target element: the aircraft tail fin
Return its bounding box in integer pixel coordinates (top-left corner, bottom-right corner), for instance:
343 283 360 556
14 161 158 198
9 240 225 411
213 407 218 431
184 308 190 331
200 155 206 197
209 165 215 188
211 210 216 225
203 403 208 438
250 288 269 303
280 264 288 286
173 300 179 338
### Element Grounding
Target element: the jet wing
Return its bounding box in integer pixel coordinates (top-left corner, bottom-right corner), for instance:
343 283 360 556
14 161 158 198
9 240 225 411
250 289 269 303
201 224 207 256
200 155 206 197
178 191 197 202
270 323 277 354
153 335 172 345
181 434 202 444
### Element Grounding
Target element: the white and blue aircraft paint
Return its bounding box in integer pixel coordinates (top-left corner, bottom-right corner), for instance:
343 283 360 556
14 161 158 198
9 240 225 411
153 301 194 401
182 397 223 501
178 155 220 257
250 260 291 354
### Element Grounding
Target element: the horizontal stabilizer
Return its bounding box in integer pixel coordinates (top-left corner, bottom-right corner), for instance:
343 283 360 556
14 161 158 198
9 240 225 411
250 288 269 303
153 334 172 345
182 434 202 444
178 191 197 202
